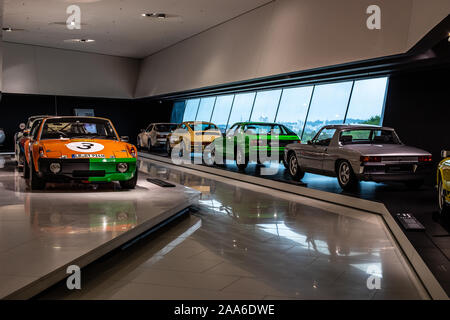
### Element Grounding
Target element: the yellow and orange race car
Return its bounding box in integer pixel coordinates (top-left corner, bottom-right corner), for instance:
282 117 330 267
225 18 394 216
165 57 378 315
24 116 138 190
166 121 222 157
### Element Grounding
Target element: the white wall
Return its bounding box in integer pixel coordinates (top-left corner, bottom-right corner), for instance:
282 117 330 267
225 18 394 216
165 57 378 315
2 42 139 98
135 0 450 98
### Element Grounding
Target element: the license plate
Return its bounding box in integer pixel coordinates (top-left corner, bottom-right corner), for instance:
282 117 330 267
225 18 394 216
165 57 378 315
72 154 105 159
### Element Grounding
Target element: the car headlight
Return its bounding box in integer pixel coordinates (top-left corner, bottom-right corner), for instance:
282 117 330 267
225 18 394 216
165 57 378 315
49 162 61 174
117 163 128 173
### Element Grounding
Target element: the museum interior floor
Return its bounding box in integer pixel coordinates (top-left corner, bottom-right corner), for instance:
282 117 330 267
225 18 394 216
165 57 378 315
29 157 430 300
142 149 450 296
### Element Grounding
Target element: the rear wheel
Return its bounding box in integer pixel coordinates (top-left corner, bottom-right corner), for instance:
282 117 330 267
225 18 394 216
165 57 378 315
337 160 358 191
120 170 138 190
438 176 450 217
30 158 46 190
288 152 305 180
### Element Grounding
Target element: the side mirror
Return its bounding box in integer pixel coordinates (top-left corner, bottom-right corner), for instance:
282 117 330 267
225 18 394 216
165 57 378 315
121 136 129 142
442 150 450 158
19 123 26 130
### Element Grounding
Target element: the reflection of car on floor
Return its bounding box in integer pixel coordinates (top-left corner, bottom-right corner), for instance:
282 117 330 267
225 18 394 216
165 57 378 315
15 115 50 167
208 122 301 170
24 116 138 190
137 122 178 152
26 194 137 234
166 121 222 157
285 125 432 190
437 150 450 216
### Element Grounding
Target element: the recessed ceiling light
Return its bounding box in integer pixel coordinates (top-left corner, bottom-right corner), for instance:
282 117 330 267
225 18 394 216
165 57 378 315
2 27 25 32
141 13 167 19
64 39 95 43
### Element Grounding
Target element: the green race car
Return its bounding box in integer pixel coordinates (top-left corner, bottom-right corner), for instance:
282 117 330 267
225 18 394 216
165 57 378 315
208 122 301 170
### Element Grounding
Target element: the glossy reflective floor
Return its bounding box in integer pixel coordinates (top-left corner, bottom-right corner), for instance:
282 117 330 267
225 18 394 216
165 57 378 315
39 157 428 300
0 156 199 299
144 150 450 296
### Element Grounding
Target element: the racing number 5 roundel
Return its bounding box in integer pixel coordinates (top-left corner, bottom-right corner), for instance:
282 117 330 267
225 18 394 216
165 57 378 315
66 142 105 153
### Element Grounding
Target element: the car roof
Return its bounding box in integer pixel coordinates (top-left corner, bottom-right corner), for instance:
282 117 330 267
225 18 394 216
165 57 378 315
183 121 215 125
323 124 394 131
235 122 284 126
42 116 112 122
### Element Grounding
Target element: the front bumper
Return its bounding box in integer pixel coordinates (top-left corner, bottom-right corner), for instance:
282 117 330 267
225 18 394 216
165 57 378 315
38 158 137 182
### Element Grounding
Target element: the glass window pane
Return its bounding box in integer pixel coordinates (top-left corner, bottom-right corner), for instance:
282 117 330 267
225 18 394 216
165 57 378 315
275 86 314 136
210 95 234 133
182 99 200 122
195 97 216 122
302 81 353 142
250 89 282 122
171 101 186 123
226 92 255 129
345 77 388 126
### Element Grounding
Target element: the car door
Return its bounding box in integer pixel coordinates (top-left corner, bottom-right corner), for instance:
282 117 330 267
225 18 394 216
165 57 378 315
299 128 336 171
145 125 154 147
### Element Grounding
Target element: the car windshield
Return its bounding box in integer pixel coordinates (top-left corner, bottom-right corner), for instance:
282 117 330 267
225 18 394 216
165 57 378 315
40 118 118 140
189 123 219 131
340 129 401 145
155 124 178 132
244 124 282 135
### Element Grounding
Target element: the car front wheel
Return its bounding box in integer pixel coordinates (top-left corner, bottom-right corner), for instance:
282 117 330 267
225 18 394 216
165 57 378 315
236 148 248 171
120 170 138 190
438 176 450 217
337 160 358 191
288 153 305 180
30 158 46 190
147 139 152 153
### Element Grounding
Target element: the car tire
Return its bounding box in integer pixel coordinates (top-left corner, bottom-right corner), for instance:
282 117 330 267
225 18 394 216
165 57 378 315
203 144 215 166
120 170 138 190
30 158 46 190
236 148 248 171
438 176 449 217
166 140 172 156
24 158 30 179
336 160 358 191
147 139 152 153
178 141 186 158
282 159 289 170
137 138 142 151
288 152 305 180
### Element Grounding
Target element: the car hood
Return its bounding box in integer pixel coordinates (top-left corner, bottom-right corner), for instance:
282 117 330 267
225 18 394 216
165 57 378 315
343 144 431 156
41 139 133 158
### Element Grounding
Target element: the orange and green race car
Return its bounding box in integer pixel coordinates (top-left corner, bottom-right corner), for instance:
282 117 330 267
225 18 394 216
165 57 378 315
24 116 138 190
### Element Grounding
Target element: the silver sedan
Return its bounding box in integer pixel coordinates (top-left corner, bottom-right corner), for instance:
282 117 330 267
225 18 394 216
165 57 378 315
284 125 432 190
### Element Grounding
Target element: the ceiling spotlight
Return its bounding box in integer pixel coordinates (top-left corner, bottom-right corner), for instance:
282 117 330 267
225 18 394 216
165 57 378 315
64 39 95 43
141 13 167 19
